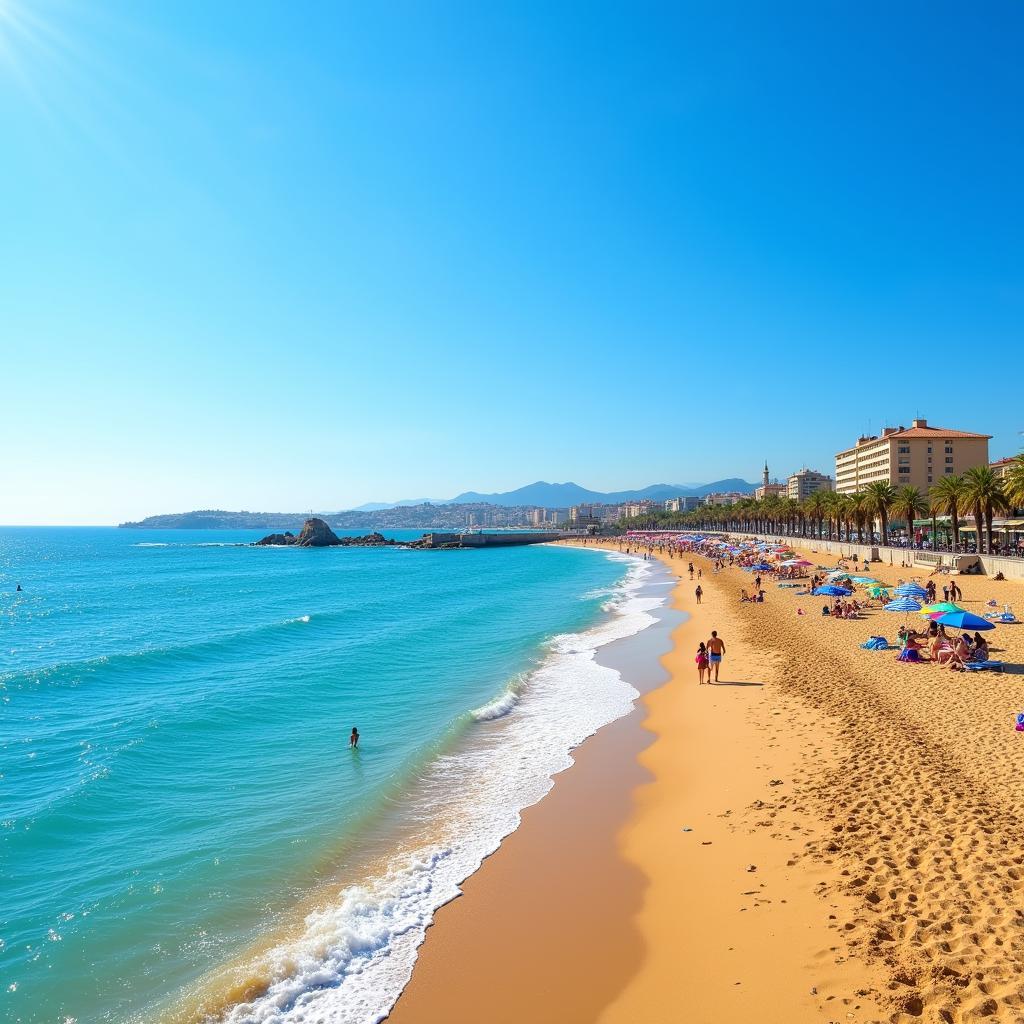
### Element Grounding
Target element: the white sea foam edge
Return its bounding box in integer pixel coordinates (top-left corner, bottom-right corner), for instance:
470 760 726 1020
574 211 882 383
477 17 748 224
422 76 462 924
221 552 662 1024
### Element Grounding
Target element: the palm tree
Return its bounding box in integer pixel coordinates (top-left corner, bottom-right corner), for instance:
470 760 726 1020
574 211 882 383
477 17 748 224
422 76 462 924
929 474 967 551
1003 455 1024 512
962 466 1009 555
890 486 928 548
848 491 868 544
832 494 852 543
805 492 826 540
863 481 896 547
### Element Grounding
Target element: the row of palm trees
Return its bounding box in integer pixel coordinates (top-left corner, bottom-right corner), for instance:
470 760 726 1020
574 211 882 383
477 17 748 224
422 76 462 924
620 457 1024 556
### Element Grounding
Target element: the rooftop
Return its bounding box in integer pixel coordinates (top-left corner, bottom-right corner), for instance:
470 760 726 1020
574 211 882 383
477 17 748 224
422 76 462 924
839 418 991 452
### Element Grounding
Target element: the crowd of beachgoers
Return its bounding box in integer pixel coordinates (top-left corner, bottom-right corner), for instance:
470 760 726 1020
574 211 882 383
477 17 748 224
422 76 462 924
611 531 1018 677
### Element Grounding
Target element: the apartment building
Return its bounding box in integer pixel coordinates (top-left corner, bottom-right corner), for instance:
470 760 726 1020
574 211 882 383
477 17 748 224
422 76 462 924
834 418 990 495
787 468 834 501
664 496 702 513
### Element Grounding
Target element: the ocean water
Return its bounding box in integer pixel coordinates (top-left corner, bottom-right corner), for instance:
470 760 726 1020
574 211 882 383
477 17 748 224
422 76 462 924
0 528 663 1024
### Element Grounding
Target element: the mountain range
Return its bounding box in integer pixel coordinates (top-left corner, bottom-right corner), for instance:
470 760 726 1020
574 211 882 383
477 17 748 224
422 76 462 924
351 479 756 511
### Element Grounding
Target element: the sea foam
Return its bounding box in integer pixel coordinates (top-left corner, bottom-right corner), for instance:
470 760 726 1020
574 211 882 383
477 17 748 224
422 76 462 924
217 552 661 1024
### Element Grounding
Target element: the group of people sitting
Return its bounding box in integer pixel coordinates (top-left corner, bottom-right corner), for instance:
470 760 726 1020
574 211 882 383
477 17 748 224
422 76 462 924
740 588 766 603
776 566 806 580
823 598 862 618
897 622 990 669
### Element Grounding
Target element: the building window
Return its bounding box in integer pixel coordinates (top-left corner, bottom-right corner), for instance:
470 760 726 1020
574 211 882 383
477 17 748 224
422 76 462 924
945 457 953 464
945 446 953 453
945 467 954 474
898 446 910 454
928 475 933 483
927 446 932 453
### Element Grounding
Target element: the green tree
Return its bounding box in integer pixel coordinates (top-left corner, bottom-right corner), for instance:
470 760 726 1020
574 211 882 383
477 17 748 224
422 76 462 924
863 481 897 547
1002 455 1024 512
929 474 967 551
890 486 929 547
962 466 1009 555
848 491 868 545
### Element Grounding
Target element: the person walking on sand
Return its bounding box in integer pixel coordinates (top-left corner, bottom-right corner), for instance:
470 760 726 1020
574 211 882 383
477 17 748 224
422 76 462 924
349 726 360 749
706 631 726 683
695 584 703 605
696 642 709 685
688 562 694 579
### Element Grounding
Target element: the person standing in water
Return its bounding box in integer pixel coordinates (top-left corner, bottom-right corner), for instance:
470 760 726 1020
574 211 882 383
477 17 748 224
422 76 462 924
706 630 726 683
349 727 359 749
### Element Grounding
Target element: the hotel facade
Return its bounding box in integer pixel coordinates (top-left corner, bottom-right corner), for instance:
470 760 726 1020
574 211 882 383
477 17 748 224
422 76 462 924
788 468 834 501
834 419 990 495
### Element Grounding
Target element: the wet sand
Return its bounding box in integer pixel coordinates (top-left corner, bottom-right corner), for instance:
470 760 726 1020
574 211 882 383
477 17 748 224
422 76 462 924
387 559 680 1023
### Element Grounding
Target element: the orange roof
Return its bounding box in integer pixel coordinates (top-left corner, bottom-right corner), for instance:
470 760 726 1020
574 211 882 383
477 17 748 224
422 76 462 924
891 426 991 439
991 456 1017 467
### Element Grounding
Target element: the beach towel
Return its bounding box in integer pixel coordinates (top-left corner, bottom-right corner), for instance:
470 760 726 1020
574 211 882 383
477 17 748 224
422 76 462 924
860 636 893 651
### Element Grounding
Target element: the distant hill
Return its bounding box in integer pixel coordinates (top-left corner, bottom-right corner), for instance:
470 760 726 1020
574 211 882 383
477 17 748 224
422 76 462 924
442 479 757 507
119 480 759 530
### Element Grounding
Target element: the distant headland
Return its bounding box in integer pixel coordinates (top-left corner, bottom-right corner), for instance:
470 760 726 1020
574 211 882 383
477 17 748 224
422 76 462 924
117 479 758 531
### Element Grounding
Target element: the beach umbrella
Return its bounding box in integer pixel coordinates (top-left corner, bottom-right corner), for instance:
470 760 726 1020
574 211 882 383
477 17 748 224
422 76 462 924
933 611 995 631
851 576 879 584
884 598 922 613
750 562 773 571
920 602 964 615
814 585 854 596
793 559 814 567
827 571 851 581
894 583 927 599
779 559 801 566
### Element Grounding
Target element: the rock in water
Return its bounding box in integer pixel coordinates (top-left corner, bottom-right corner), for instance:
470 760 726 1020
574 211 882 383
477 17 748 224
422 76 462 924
294 518 342 547
254 531 296 546
254 519 341 547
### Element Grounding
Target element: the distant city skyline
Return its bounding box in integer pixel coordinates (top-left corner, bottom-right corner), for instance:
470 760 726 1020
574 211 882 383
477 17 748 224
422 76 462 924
3 2 1023 524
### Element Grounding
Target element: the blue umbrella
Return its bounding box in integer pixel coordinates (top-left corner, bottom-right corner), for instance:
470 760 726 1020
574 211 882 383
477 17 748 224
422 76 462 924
750 562 773 571
885 598 922 613
934 611 995 631
894 583 927 598
814 585 854 596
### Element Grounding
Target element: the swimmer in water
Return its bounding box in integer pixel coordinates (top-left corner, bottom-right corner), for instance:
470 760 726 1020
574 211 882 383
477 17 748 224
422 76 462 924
350 726 359 749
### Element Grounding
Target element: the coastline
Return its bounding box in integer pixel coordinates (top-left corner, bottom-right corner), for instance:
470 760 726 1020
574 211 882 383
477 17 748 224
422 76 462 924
387 554 682 1023
388 536 1024 1024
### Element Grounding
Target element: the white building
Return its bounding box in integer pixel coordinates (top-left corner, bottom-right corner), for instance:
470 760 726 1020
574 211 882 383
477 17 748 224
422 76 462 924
787 468 834 501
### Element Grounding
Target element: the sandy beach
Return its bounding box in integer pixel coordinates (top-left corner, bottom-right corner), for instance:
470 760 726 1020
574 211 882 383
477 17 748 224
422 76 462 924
389 538 1024 1024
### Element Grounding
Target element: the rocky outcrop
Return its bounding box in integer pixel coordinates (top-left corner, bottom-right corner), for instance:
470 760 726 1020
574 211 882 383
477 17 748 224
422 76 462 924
253 520 396 548
255 518 340 547
255 531 297 546
295 518 342 547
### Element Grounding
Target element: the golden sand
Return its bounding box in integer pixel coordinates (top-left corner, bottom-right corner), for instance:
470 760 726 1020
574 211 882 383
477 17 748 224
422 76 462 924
389 540 1024 1024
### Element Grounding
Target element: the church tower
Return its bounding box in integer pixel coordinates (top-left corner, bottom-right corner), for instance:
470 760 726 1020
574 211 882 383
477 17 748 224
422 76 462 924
763 461 770 489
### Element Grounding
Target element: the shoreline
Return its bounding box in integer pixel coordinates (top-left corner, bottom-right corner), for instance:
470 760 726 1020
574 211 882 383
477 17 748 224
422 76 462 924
387 554 682 1023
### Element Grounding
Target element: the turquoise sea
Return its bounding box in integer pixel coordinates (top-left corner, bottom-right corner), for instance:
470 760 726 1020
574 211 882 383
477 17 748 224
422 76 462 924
0 528 662 1024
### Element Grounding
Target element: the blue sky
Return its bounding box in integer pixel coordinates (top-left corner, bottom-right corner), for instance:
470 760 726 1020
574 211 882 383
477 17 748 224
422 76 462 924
3 1 1022 524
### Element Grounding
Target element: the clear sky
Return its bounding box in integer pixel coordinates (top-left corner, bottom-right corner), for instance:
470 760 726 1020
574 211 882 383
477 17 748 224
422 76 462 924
3 1 1023 524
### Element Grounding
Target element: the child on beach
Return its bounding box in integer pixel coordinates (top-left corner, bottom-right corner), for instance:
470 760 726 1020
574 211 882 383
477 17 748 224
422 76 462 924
696 642 709 685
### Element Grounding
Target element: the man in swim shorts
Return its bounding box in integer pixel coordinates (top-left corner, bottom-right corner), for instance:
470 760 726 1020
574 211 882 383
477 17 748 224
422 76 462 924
706 630 726 683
